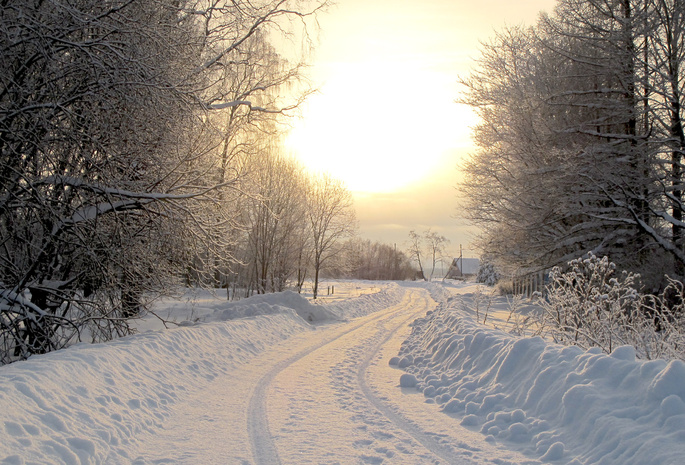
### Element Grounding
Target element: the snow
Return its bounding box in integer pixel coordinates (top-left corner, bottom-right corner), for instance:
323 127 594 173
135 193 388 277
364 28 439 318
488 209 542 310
1 280 684 464
0 312 308 464
0 282 403 464
393 283 685 464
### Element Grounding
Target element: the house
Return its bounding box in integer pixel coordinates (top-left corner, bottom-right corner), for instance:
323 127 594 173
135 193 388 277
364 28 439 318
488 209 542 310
444 257 480 279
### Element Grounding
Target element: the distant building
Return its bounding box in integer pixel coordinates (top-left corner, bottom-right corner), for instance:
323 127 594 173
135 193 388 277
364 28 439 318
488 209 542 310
445 257 480 279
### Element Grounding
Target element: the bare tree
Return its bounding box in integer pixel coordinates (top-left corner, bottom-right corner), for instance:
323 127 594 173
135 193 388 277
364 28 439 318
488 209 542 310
406 230 427 281
188 26 313 288
336 238 415 281
240 143 308 294
306 173 356 299
424 229 450 281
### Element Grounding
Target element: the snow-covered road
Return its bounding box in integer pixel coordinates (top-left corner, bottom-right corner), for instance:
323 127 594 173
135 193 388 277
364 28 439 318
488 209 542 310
3 281 684 464
261 287 450 464
135 287 443 463
133 287 528 464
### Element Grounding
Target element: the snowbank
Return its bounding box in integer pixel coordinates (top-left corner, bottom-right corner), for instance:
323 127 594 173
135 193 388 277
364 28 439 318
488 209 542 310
325 281 406 319
137 282 406 331
0 313 310 464
0 283 406 464
392 297 685 464
203 284 406 323
206 290 339 323
204 283 406 323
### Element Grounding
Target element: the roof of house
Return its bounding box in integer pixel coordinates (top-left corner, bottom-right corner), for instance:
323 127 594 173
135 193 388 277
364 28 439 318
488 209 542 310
446 258 480 277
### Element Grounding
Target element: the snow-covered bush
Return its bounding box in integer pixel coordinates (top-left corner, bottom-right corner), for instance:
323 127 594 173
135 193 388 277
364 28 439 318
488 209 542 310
536 253 685 360
639 277 685 360
495 279 514 296
0 288 139 365
538 254 640 353
476 259 500 286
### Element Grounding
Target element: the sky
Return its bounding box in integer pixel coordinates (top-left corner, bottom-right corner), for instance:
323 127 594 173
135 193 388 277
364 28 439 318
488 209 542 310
285 0 557 261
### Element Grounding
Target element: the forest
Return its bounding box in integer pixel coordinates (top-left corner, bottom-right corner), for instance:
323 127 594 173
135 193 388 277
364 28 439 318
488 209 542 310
461 0 685 291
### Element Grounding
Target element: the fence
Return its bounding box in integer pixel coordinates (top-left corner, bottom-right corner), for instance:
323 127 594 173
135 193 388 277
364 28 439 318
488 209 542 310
512 270 548 297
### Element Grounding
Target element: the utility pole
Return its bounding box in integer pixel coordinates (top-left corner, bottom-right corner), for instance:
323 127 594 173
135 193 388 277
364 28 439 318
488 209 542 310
458 244 463 277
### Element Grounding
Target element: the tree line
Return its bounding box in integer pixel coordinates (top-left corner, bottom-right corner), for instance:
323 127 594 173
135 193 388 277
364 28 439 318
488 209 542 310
0 0 422 364
326 238 417 282
460 0 685 289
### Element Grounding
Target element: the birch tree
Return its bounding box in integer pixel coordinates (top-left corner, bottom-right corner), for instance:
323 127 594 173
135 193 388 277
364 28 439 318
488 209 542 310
406 230 427 280
425 229 450 281
240 145 308 294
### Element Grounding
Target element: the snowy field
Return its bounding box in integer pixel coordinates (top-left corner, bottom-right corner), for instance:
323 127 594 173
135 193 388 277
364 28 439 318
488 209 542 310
134 280 384 333
1 280 684 464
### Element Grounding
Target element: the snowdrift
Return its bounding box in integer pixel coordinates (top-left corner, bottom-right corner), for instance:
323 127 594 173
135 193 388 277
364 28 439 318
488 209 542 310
0 283 405 464
207 283 405 323
0 312 308 465
5 279 682 465
392 298 685 465
207 290 339 323
325 281 407 320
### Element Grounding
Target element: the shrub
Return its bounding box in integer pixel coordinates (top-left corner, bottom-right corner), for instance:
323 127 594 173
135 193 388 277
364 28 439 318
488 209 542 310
536 253 685 360
476 260 501 286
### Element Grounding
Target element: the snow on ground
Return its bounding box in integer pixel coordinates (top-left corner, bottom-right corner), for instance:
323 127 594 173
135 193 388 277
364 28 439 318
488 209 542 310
0 282 403 464
393 282 685 465
1 279 685 464
134 280 387 332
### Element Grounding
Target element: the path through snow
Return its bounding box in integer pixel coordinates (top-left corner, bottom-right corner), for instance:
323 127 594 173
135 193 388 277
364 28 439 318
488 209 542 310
134 285 531 464
2 281 684 464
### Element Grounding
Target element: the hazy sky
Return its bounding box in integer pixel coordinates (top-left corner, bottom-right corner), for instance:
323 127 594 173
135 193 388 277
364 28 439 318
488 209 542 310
285 0 557 260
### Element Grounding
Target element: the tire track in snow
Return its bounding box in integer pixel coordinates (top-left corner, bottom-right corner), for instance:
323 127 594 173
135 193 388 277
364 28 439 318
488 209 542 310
355 293 466 464
247 288 418 465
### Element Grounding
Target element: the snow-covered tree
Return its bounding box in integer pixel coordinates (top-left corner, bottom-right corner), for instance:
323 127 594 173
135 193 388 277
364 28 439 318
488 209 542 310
539 0 657 272
476 259 501 286
239 144 309 294
459 0 685 286
0 0 326 363
459 25 584 273
639 0 685 276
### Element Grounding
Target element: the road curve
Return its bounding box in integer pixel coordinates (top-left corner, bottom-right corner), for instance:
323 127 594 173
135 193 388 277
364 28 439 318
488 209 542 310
247 288 425 464
252 286 479 464
133 285 534 465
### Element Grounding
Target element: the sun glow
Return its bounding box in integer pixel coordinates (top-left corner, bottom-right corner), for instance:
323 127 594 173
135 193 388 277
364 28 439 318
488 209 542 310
279 0 555 248
286 62 475 193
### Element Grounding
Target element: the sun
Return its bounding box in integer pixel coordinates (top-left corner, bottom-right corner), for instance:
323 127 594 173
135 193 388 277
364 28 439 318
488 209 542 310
285 62 475 194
